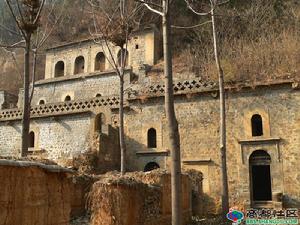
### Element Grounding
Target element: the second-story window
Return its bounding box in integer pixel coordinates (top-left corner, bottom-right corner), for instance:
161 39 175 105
147 128 157 148
74 56 85 74
54 61 65 77
251 114 263 136
95 52 105 72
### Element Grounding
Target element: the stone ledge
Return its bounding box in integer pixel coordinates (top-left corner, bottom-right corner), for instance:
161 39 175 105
0 96 120 122
35 69 131 86
182 158 212 165
238 137 281 144
136 150 170 157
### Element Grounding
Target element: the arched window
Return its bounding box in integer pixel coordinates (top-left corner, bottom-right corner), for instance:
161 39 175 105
147 128 157 148
95 93 102 98
64 95 71 102
38 99 45 105
95 113 106 133
251 114 263 136
74 56 85 74
29 131 35 148
95 52 105 71
54 61 65 77
144 162 160 172
117 49 128 67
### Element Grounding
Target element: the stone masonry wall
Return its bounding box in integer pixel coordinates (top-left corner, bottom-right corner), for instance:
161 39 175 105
124 84 300 212
0 114 91 160
44 29 160 80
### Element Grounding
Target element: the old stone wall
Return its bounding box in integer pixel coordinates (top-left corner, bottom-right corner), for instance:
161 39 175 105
44 29 160 80
19 72 122 107
0 114 91 160
0 160 72 225
124 83 300 212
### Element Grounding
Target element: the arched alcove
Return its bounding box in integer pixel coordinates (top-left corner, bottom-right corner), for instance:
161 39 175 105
38 99 45 105
95 52 105 71
54 61 65 77
64 95 71 102
74 56 85 74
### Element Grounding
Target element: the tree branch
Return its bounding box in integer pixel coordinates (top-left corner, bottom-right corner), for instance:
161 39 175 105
171 20 212 29
5 0 26 38
33 0 46 25
138 0 163 16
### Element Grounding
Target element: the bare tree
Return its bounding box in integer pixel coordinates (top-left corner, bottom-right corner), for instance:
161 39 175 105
88 0 146 175
136 0 182 224
185 0 230 218
1 0 64 156
4 0 46 156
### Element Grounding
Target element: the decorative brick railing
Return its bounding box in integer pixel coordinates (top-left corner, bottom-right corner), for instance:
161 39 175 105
0 96 120 121
129 78 217 98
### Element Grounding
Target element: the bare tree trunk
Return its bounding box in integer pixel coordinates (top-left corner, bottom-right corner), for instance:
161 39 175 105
119 71 126 175
162 0 182 224
21 37 31 156
211 6 229 217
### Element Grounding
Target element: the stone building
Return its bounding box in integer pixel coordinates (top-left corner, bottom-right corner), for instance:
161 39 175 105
0 27 299 212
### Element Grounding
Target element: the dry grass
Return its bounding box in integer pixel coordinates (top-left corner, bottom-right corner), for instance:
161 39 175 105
202 30 300 83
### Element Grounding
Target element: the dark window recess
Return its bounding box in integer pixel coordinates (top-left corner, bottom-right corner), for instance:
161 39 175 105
74 56 85 74
147 128 157 148
95 52 105 71
64 95 71 101
54 61 65 77
95 113 106 132
251 114 263 136
144 162 160 172
29 131 35 148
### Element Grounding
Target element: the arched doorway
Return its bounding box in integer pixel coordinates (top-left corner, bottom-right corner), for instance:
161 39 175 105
249 150 272 203
144 162 160 172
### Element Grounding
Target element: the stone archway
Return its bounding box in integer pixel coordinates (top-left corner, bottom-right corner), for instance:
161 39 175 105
249 150 272 203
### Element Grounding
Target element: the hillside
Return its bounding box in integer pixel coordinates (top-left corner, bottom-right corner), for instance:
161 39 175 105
0 0 299 95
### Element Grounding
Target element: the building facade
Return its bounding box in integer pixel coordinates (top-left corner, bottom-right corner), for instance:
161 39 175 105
0 28 299 212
